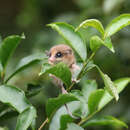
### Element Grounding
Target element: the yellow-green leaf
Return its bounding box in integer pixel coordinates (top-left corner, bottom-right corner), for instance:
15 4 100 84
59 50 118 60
105 14 130 37
48 22 87 61
76 19 105 37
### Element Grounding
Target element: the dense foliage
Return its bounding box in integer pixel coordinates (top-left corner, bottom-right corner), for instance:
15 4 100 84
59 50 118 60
0 0 130 130
0 13 129 130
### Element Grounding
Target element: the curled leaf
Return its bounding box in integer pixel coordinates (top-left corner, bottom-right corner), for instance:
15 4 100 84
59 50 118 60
76 19 105 37
105 14 130 37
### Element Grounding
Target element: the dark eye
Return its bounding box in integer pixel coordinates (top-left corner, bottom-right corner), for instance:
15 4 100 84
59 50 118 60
55 52 62 58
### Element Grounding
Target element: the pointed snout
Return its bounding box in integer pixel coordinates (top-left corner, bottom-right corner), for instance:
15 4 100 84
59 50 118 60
48 56 55 64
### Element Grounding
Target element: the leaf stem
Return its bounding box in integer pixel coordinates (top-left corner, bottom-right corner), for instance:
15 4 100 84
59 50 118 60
78 52 96 80
38 118 49 130
4 74 13 84
1 70 5 84
67 52 96 91
78 111 97 126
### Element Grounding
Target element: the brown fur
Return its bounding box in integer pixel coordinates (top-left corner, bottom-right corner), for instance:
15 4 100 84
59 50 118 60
49 44 75 67
48 44 79 119
48 44 80 86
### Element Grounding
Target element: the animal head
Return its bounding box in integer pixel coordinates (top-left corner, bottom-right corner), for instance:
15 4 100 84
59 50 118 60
47 44 75 67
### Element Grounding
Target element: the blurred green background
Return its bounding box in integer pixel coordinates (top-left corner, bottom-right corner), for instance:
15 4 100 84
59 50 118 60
0 0 130 129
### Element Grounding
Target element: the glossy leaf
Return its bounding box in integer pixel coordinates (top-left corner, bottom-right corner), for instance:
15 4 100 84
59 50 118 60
39 62 72 88
105 14 130 37
49 78 130 130
90 36 114 53
48 22 87 61
71 90 88 118
0 105 14 119
16 106 37 130
71 80 98 117
66 123 84 130
88 89 105 113
104 37 115 53
90 36 104 52
5 53 46 83
104 74 119 101
0 85 30 113
98 78 130 109
76 19 105 36
49 101 81 130
84 63 119 101
60 115 74 130
83 115 128 128
30 119 36 130
81 80 97 102
97 67 119 101
0 35 24 69
46 94 79 119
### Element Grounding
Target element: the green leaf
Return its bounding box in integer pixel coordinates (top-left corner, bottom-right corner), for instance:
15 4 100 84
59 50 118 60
105 14 130 37
16 106 37 130
26 84 43 98
0 35 24 70
90 36 104 52
39 62 72 88
60 115 74 130
48 22 87 61
84 63 119 101
0 85 30 113
0 105 14 119
30 119 36 130
104 37 115 53
5 53 46 83
81 80 97 102
46 94 79 119
90 36 115 53
66 123 84 130
104 74 119 101
76 19 105 37
71 90 88 118
98 77 130 109
49 101 81 130
97 67 119 101
71 80 98 118
82 115 128 128
0 110 18 121
88 89 105 114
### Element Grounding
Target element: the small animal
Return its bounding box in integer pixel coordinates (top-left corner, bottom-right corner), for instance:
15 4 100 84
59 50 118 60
47 44 79 76
46 44 79 118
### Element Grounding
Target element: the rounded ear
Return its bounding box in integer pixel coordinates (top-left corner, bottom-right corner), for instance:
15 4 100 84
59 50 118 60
45 50 50 57
66 49 72 54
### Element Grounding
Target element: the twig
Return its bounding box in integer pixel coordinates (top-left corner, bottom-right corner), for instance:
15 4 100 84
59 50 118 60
67 52 96 91
60 83 78 119
38 118 48 130
78 111 97 126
